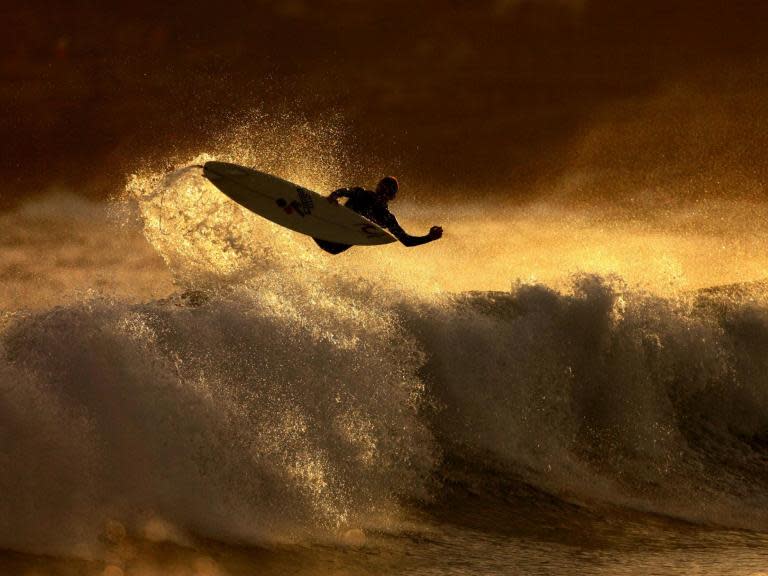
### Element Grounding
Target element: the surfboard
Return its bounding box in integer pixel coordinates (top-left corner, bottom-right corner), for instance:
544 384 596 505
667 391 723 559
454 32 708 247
202 162 397 246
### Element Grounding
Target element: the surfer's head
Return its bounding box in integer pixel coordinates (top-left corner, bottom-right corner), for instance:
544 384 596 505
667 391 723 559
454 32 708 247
376 176 398 201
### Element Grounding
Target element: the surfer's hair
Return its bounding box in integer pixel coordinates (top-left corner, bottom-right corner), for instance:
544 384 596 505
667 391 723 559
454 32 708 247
377 176 399 197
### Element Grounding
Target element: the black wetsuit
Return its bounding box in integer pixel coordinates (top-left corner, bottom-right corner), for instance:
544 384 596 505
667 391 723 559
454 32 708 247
314 187 434 254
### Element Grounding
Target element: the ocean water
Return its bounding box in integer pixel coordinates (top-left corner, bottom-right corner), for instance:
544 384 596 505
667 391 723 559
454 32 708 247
3 161 768 575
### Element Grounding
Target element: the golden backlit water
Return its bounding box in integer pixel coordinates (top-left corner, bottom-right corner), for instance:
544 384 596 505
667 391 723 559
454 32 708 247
7 1 768 573
3 118 768 575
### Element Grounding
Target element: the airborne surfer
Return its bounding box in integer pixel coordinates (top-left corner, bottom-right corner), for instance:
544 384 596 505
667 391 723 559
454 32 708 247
316 176 443 254
201 162 441 253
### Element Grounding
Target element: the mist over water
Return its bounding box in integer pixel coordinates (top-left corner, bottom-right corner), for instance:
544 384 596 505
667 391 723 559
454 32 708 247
3 117 768 574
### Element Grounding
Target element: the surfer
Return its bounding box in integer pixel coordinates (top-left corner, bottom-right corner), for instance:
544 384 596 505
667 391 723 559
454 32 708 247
317 176 443 254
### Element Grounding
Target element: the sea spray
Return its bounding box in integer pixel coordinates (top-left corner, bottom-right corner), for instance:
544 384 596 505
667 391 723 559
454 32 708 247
0 279 437 555
402 276 768 529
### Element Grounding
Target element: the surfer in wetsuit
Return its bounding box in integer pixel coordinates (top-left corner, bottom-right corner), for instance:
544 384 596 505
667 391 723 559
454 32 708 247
316 176 443 254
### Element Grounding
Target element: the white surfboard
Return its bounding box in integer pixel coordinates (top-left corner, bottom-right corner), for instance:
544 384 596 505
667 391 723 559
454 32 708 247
202 162 396 246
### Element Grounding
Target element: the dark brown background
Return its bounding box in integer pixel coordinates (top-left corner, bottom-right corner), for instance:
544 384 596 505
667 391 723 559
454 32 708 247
4 0 768 208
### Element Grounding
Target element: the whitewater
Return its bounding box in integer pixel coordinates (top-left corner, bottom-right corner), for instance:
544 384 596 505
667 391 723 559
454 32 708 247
3 132 768 573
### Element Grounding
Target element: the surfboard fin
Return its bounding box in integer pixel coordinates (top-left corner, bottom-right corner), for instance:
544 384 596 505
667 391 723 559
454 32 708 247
313 238 352 255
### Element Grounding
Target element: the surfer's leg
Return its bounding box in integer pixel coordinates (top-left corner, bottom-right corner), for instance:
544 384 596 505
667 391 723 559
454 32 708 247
313 238 352 255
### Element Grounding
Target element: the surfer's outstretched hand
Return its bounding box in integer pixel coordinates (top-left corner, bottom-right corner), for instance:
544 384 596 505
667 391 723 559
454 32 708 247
429 226 443 240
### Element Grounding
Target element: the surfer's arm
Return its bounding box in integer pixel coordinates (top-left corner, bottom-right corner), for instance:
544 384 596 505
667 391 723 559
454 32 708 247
384 213 442 247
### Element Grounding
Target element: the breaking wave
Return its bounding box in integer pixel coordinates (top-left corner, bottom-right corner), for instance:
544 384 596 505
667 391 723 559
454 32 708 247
3 163 768 558
0 276 435 555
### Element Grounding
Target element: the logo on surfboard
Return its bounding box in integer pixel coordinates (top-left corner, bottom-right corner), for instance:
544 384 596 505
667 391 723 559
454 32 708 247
276 187 315 217
297 187 314 213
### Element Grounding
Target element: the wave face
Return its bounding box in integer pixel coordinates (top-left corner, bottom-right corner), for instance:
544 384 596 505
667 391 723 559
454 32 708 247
407 278 768 528
3 169 768 557
0 286 437 554
5 271 768 554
